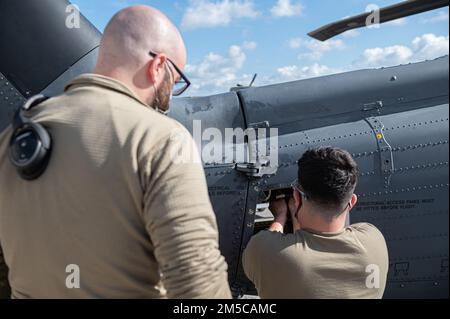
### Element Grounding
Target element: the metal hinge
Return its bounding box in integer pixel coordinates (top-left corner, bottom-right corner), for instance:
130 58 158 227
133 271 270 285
365 116 395 186
235 120 278 178
362 101 383 112
236 159 277 178
248 121 270 129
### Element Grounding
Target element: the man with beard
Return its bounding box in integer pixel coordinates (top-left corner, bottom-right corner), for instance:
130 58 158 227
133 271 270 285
0 6 231 299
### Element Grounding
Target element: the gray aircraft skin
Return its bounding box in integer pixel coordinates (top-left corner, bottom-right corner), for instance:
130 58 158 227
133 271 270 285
0 0 448 299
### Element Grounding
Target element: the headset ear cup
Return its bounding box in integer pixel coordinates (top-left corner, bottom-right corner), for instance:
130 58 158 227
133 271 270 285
32 122 51 151
9 122 52 181
8 95 52 181
20 144 52 180
22 123 52 181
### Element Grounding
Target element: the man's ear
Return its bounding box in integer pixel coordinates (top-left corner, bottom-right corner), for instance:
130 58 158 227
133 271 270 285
349 194 358 211
147 54 167 84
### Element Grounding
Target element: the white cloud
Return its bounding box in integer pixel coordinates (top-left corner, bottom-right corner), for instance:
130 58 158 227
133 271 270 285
355 33 449 68
276 63 341 82
386 17 407 26
287 38 302 49
342 29 360 38
412 34 450 61
243 41 258 50
356 45 413 67
181 0 260 30
298 39 346 60
185 44 257 95
271 0 303 17
420 10 449 24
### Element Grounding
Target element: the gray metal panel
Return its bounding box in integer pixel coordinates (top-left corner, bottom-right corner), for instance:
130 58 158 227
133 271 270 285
0 72 26 132
380 105 449 191
352 104 449 298
354 189 449 298
0 0 100 96
0 0 101 133
238 56 449 134
170 92 245 135
170 92 247 165
204 165 249 284
1 49 99 134
41 48 99 96
247 119 380 191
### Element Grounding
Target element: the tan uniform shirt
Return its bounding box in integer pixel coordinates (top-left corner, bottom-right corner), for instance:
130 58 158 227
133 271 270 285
0 74 231 299
243 223 389 299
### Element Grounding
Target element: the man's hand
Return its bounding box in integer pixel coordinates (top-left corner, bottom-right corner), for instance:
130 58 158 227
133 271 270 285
268 199 288 233
269 199 288 223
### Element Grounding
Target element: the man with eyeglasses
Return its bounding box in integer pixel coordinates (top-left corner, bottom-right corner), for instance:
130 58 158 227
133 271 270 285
0 6 231 298
242 147 389 299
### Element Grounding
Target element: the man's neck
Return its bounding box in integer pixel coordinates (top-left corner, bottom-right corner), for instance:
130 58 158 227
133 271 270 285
298 208 347 233
94 69 151 107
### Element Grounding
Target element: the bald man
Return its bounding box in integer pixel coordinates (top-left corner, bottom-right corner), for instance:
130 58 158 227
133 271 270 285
0 6 231 299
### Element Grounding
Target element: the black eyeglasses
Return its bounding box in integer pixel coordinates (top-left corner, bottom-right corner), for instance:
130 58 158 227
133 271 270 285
291 179 309 200
149 51 191 96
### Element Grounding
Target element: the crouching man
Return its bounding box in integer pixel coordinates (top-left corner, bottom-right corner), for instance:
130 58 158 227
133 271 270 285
243 146 389 299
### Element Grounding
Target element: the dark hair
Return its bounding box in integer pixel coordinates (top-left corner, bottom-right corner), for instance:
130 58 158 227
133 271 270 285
298 146 358 214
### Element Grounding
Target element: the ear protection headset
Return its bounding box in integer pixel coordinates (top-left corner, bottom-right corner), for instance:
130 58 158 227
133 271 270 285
9 95 52 181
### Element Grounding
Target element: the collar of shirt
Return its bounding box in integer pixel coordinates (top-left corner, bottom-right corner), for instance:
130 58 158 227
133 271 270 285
64 73 150 109
299 227 347 237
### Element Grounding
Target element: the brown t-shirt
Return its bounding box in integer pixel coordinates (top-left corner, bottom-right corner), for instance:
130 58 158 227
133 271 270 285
0 74 231 299
243 223 389 299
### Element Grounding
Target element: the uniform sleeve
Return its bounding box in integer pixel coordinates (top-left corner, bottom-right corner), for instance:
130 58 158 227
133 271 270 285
0 244 10 299
353 223 389 298
140 125 231 299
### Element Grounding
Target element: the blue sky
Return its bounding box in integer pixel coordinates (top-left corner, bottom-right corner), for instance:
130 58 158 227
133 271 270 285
72 0 449 97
